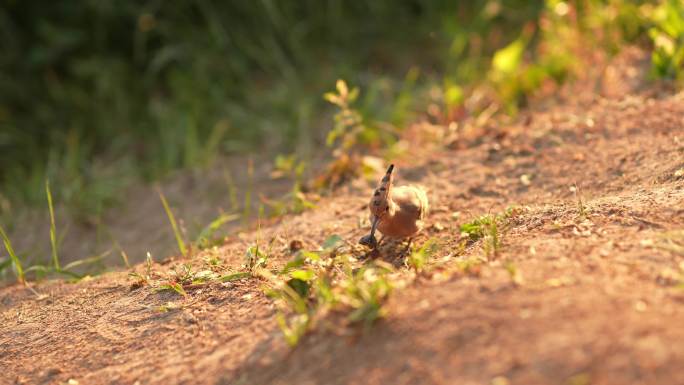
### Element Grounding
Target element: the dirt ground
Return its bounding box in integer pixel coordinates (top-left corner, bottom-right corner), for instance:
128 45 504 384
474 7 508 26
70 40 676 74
2 48 684 385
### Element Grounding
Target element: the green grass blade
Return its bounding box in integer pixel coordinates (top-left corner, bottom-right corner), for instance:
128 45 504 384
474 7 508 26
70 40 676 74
54 268 84 279
0 258 11 272
0 225 24 283
158 188 187 256
196 213 239 245
62 250 110 271
243 159 254 225
24 264 51 280
220 272 252 282
156 282 187 296
45 179 60 269
224 168 239 212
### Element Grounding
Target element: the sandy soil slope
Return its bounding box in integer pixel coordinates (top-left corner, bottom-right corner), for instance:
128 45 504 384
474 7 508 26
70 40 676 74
2 49 684 385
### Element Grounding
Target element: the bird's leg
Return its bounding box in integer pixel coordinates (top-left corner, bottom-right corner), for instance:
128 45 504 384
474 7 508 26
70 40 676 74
377 234 386 248
403 237 413 254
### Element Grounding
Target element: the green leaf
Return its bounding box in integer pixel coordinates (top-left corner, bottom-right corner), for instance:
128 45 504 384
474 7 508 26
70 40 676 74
444 84 464 106
281 254 306 274
287 277 310 298
336 79 348 96
323 92 341 106
322 234 343 250
157 282 187 296
300 250 321 261
492 37 526 75
290 269 315 281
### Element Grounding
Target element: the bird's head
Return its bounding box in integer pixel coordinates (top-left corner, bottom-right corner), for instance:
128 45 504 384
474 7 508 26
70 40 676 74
368 164 395 231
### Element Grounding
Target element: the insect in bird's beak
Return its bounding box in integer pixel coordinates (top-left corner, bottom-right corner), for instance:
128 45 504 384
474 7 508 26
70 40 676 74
359 215 380 248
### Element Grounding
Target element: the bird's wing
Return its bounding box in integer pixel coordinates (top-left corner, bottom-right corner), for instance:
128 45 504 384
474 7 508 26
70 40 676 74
393 186 427 218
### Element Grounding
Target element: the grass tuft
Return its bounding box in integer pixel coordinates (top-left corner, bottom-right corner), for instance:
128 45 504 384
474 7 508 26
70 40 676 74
266 244 395 346
459 207 520 257
571 184 588 219
406 238 439 273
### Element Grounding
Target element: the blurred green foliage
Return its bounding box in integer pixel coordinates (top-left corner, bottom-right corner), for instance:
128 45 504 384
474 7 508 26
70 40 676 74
0 1 537 214
646 0 684 80
0 0 679 220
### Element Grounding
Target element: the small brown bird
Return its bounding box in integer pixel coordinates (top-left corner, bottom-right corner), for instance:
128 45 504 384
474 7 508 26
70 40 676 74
359 164 429 249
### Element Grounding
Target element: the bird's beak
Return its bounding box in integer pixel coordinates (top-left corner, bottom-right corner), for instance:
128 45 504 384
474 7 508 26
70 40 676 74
370 215 380 238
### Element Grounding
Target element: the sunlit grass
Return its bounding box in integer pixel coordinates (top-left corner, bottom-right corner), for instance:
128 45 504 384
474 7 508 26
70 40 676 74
158 188 188 257
46 180 60 270
459 207 521 257
0 225 24 283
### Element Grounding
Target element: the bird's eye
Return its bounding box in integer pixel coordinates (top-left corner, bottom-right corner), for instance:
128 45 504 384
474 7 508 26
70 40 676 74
385 207 389 212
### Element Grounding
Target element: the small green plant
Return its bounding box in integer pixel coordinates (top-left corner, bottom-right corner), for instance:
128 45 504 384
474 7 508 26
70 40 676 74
274 268 316 346
261 185 316 217
340 262 394 330
204 251 223 268
129 252 154 285
460 207 520 257
268 246 395 346
266 250 321 346
460 214 498 242
245 244 269 274
571 184 588 219
155 263 220 296
482 219 501 257
315 80 393 190
324 80 364 153
11 180 103 280
0 225 24 283
271 154 307 180
158 188 188 257
406 238 439 273
171 264 196 285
